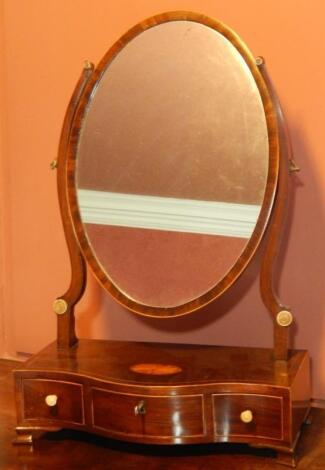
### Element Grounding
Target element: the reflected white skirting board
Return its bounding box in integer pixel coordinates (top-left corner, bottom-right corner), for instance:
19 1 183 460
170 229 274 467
77 189 260 238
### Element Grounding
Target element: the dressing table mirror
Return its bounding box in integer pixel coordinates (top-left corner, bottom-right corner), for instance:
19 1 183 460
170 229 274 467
14 12 311 467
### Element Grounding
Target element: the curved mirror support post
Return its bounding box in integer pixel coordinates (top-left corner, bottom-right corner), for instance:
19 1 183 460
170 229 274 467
258 58 295 361
52 20 293 357
54 62 94 348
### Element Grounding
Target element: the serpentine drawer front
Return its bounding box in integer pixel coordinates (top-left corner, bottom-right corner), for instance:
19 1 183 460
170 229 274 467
213 393 283 440
91 388 205 438
22 379 84 425
14 341 310 467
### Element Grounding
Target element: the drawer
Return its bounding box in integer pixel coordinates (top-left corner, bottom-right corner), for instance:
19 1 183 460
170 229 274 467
213 393 283 440
22 379 84 425
91 388 205 438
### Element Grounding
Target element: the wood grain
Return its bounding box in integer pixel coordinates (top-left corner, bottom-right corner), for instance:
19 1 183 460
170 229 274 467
213 393 283 440
13 339 310 462
91 388 205 438
2 359 320 469
22 379 84 425
55 63 94 348
258 59 294 361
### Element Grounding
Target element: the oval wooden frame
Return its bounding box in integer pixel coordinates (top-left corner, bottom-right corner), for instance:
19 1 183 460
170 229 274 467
65 11 279 318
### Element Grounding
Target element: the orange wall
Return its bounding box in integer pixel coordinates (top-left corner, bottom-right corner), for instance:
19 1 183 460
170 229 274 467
1 0 325 398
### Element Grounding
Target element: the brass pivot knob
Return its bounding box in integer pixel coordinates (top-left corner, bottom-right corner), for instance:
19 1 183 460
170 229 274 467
240 409 253 423
50 159 58 170
276 310 293 327
45 394 58 407
134 400 146 416
255 56 265 66
83 60 93 70
289 159 300 173
53 298 68 315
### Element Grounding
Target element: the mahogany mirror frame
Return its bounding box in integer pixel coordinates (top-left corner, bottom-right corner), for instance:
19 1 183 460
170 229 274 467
60 11 280 321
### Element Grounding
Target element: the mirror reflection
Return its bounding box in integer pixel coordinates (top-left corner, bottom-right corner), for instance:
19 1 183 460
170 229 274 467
76 21 268 308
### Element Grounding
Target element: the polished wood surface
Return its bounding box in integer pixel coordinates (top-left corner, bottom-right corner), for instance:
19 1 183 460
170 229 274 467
258 58 294 361
130 363 183 375
13 11 310 468
1 360 322 469
91 389 204 438
213 393 283 440
55 63 93 348
23 379 84 424
14 339 306 387
14 339 310 465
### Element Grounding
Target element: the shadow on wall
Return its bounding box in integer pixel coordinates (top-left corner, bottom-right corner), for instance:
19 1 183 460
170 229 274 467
76 246 269 340
76 123 325 397
279 124 325 397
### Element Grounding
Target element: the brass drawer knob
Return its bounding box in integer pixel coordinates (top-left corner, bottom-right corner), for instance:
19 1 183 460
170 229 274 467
240 409 253 423
134 400 146 416
45 394 58 407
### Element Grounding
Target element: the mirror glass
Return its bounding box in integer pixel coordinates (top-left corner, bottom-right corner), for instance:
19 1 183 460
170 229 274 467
76 20 269 309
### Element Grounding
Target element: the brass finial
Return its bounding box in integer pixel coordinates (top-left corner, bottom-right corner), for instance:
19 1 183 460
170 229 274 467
276 310 293 327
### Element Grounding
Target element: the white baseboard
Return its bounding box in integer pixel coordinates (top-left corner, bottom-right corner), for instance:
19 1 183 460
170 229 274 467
78 189 260 238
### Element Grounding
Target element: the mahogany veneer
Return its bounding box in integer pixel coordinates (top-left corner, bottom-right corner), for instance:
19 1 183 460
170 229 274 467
14 340 310 466
13 12 311 469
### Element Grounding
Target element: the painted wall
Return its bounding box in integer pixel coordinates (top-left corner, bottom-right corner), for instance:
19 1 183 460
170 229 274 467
1 0 325 398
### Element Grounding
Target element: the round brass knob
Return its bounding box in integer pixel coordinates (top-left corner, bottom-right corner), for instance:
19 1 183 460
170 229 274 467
240 409 253 423
255 56 265 66
45 394 58 407
53 298 68 315
276 310 293 327
134 400 146 416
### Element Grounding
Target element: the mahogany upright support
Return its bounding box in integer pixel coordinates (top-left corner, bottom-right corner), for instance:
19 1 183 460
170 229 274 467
53 62 94 349
258 57 298 361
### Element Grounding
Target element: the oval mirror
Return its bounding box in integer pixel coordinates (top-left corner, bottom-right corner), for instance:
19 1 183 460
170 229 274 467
68 13 279 317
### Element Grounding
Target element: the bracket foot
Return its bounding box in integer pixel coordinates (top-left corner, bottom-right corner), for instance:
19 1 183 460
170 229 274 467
276 450 296 468
13 430 33 445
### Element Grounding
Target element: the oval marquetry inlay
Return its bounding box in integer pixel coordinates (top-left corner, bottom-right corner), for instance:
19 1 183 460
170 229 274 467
130 363 182 375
